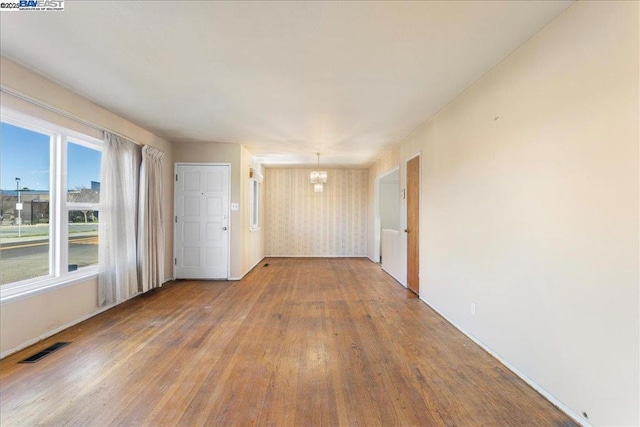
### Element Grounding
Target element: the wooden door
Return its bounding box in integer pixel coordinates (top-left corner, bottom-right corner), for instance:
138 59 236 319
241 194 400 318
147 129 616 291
406 156 420 295
175 164 229 279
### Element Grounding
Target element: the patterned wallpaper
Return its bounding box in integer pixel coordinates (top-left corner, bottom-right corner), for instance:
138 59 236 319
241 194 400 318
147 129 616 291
265 169 368 257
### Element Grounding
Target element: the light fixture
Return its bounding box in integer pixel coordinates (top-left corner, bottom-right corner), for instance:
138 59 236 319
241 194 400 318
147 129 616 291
310 153 327 192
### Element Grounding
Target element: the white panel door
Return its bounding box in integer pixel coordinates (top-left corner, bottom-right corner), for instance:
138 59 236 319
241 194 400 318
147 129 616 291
175 164 229 279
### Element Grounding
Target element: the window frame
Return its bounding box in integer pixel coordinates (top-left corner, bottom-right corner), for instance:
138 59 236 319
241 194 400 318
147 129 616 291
66 138 101 272
249 177 261 232
0 108 102 303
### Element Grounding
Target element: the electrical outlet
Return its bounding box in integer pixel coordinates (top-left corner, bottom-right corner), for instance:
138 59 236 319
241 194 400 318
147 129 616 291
470 302 476 315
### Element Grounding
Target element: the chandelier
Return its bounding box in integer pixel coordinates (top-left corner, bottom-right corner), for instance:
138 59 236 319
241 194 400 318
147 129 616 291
310 153 327 192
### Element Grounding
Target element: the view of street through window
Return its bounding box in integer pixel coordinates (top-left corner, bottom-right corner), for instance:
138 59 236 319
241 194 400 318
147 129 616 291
0 120 101 286
0 221 99 285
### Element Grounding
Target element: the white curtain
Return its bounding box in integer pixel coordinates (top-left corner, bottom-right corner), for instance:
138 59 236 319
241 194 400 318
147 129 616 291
98 132 141 306
137 145 165 292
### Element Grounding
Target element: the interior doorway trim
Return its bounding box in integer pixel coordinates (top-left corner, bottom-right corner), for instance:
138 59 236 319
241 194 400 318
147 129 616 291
373 166 400 265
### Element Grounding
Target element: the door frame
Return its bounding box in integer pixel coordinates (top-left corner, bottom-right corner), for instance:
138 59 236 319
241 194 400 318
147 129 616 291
405 152 421 296
373 166 400 264
173 162 232 280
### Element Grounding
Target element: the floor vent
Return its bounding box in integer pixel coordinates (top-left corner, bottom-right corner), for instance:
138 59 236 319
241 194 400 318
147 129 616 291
19 342 70 364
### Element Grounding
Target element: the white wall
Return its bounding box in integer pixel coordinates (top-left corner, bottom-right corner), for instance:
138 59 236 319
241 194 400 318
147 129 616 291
368 2 639 425
381 229 405 286
265 168 368 257
0 57 175 356
379 171 400 230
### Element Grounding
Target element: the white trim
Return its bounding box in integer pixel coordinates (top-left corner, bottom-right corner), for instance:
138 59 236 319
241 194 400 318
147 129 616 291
67 135 103 152
67 202 99 210
0 302 114 359
418 295 590 427
1 269 98 304
2 107 62 138
249 257 264 272
405 151 422 163
234 256 265 281
373 166 400 263
249 178 260 230
2 276 175 359
1 107 102 146
1 85 136 144
263 254 368 258
58 132 68 277
1 107 102 299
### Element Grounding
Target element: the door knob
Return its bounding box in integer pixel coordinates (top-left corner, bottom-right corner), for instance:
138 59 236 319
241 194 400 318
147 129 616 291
404 229 409 233
222 227 228 231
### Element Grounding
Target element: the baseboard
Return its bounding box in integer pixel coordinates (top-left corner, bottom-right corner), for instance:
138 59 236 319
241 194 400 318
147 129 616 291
380 266 407 288
1 276 190 359
418 295 590 427
0 303 115 360
264 254 368 258
246 256 266 275
229 256 266 281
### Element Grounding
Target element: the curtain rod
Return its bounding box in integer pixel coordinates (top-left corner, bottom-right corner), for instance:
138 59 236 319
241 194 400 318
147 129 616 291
0 85 141 145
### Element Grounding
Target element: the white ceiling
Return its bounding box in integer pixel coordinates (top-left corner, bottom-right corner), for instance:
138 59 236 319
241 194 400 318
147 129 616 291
0 1 573 167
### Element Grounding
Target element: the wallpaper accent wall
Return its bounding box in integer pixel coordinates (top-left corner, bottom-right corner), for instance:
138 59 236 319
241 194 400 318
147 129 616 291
265 169 368 257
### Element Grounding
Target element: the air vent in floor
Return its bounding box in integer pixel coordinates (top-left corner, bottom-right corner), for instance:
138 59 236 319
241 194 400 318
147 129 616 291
19 342 70 364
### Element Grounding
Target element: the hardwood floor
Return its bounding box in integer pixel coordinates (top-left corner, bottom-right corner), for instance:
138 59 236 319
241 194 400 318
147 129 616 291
0 258 576 426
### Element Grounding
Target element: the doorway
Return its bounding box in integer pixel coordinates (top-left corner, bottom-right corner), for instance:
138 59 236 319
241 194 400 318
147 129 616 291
174 163 230 279
375 168 407 285
406 155 420 295
376 168 400 261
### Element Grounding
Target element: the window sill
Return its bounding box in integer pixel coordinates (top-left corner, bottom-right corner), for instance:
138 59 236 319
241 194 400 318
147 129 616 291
0 266 99 305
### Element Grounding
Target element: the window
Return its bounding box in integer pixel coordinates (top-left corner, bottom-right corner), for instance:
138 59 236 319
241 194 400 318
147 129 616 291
250 178 260 231
0 122 52 284
0 109 101 298
67 141 101 271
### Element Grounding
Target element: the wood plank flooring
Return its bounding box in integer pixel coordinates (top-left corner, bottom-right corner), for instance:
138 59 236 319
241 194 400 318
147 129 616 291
0 258 577 426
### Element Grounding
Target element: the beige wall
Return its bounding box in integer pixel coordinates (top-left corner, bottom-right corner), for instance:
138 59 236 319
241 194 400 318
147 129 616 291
240 146 265 274
368 147 403 262
265 168 368 256
0 63 266 353
368 2 639 425
172 141 264 278
0 57 175 356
